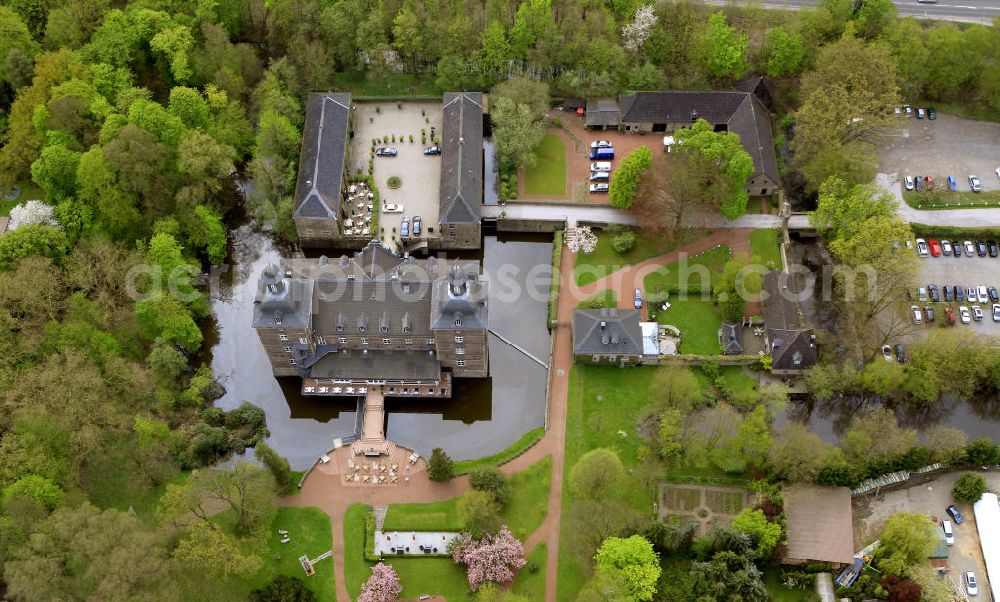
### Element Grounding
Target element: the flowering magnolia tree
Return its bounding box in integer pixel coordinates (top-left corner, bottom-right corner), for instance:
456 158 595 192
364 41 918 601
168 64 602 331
565 226 597 255
622 5 658 53
358 562 403 602
8 200 58 231
451 527 526 591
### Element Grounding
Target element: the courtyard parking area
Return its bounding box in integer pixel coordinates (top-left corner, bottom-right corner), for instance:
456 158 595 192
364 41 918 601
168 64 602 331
853 471 1000 600
352 101 442 251
913 247 1000 335
880 113 1000 195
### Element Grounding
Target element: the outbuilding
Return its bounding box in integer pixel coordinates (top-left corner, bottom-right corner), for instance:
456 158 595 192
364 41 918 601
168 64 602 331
973 492 1000 597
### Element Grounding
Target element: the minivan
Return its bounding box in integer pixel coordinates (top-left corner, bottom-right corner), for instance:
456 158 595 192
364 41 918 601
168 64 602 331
591 161 612 173
942 520 954 545
589 171 610 182
590 147 614 160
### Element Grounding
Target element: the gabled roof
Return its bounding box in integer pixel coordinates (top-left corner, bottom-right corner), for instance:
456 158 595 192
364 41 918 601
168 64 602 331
430 265 489 330
783 484 855 565
721 323 743 355
439 92 483 225
618 90 781 187
735 76 777 113
293 92 352 221
572 308 643 357
762 270 817 371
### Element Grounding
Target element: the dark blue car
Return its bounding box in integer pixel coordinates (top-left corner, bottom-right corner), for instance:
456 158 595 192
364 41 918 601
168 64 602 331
947 505 964 524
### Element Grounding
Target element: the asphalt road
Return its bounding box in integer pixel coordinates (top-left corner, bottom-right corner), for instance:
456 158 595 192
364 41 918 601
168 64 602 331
702 0 1000 24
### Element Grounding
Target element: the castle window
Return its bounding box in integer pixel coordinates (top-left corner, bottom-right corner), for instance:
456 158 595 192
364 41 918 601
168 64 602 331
427 338 435 345
454 336 463 343
456 348 465 355
359 325 366 333
339 337 347 344
278 334 289 342
274 314 282 325
337 325 344 332
404 338 413 345
383 338 391 345
361 337 369 345
457 360 466 367
289 358 296 365
380 326 388 334
283 346 292 352
299 337 308 345
455 319 463 327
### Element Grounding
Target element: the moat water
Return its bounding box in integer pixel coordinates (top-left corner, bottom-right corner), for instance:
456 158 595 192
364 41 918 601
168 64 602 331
204 227 551 469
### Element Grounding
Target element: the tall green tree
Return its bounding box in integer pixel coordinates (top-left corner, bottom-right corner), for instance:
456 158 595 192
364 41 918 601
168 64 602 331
876 513 936 576
594 535 661 602
673 119 754 219
702 12 748 79
609 146 652 209
764 26 805 77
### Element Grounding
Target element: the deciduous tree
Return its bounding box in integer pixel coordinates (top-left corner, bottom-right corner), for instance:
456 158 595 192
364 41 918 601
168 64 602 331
876 512 936 576
358 562 403 602
701 12 748 79
451 527 526 591
429 447 454 482
459 489 503 539
594 535 661 602
673 119 753 219
764 26 805 77
569 448 624 501
952 472 986 504
174 521 263 578
730 508 782 559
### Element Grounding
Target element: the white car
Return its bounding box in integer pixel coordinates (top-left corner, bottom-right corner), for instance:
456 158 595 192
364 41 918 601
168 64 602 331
382 203 403 213
590 140 613 149
942 240 953 256
915 238 929 257
966 571 978 596
995 167 1000 181
882 344 893 362
589 183 609 194
911 305 922 324
973 305 984 321
942 520 954 545
904 175 914 190
978 285 990 303
964 240 976 256
970 174 982 192
960 306 972 323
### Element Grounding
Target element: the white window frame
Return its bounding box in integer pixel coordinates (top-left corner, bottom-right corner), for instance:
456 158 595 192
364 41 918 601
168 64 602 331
278 334 289 342
456 360 466 367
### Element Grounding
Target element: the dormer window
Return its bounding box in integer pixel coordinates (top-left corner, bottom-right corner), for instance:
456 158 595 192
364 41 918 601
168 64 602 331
274 314 282 325
359 325 366 333
337 325 344 332
380 326 388 333
455 319 463 327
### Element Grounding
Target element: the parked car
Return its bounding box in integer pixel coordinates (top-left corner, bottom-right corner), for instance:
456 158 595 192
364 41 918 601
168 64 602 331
915 175 925 191
989 286 999 302
929 240 941 256
948 505 965 523
942 240 953 256
945 306 956 324
944 286 954 302
894 107 902 117
925 175 935 189
989 240 999 257
895 343 906 363
973 305 984 321
993 303 1000 322
970 174 982 192
917 107 926 119
965 240 976 256
589 183 609 194
978 285 990 303
917 287 928 302
916 238 929 257
382 203 403 213
904 175 914 190
967 286 977 302
590 161 612 173
633 288 643 309
947 175 957 191
882 344 893 361
411 216 421 236
422 146 441 155
942 520 954 545
966 571 978 596
589 147 614 160
955 286 965 302
589 171 610 182
911 305 923 324
904 104 913 117
924 306 935 322
928 284 940 302
928 107 937 120
977 240 988 256
375 147 397 157
400 215 410 237
590 140 613 149
960 306 972 324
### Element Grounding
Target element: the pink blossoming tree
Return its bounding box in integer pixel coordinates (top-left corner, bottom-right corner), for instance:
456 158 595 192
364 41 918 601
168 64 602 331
451 527 526 591
358 562 402 602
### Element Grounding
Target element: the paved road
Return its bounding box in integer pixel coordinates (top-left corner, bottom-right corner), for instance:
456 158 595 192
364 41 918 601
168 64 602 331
879 173 1000 227
486 202 783 229
701 0 1000 24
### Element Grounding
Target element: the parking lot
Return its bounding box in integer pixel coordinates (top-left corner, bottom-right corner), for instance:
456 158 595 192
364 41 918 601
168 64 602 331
352 101 442 252
854 471 1000 600
915 242 1000 334
880 112 1000 193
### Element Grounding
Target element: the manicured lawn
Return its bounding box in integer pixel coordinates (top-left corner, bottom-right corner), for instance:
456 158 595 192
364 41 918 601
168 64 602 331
524 133 567 196
383 498 462 532
453 427 545 475
904 189 1000 209
577 289 617 309
643 245 731 294
333 70 441 97
503 455 551 540
721 366 757 396
344 504 471 601
573 228 708 287
511 543 547 599
654 297 721 355
557 365 665 601
750 229 783 269
0 181 46 216
240 507 337 602
764 570 817 601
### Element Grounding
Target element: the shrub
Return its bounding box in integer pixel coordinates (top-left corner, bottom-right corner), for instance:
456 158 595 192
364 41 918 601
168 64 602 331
250 576 317 602
469 466 510 506
386 176 402 189
429 447 454 482
611 230 637 254
952 472 986 503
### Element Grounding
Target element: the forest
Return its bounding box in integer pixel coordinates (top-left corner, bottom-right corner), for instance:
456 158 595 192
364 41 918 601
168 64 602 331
1 0 999 599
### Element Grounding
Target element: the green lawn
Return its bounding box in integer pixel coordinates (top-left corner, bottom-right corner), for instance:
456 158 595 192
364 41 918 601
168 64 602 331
453 427 546 475
764 570 819 601
239 507 337 602
653 297 722 355
577 289 617 309
721 365 757 396
0 181 46 216
904 189 1000 210
344 503 471 601
333 70 441 97
524 133 567 196
750 229 783 270
573 228 708 287
511 543 547 599
643 245 731 294
383 498 463 532
557 365 664 601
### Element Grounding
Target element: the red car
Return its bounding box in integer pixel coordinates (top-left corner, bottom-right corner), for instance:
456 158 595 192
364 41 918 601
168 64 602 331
928 239 941 257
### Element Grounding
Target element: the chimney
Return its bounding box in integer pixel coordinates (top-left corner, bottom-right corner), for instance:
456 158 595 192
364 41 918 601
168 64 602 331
449 265 468 297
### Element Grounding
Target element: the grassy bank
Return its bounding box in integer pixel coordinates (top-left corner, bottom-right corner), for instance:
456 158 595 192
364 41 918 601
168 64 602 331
453 427 546 475
548 229 563 326
239 507 336 602
904 189 1000 210
642 244 730 294
512 543 547 599
573 228 707 287
750 228 783 269
577 289 617 309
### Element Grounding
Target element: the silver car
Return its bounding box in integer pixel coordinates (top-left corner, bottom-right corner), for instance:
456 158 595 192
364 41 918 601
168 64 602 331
970 175 982 192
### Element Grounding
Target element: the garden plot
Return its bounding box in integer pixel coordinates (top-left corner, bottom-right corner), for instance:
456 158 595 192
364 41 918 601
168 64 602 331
659 483 748 534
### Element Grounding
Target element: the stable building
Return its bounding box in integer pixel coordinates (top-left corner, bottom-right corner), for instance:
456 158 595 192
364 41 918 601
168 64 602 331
252 240 489 397
437 92 485 250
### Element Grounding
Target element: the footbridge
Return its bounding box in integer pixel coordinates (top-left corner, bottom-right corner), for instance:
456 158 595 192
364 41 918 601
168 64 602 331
481 202 636 229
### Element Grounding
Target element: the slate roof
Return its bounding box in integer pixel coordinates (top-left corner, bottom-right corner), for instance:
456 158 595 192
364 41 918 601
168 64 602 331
572 308 643 357
762 270 817 371
440 92 484 224
312 280 434 337
293 93 352 221
252 266 314 329
430 265 489 330
618 90 781 187
585 98 621 128
308 349 442 381
721 323 743 355
735 76 777 113
783 484 855 565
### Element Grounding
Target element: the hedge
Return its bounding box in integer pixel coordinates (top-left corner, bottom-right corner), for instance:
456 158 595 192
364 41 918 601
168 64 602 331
548 230 563 326
910 223 1000 241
